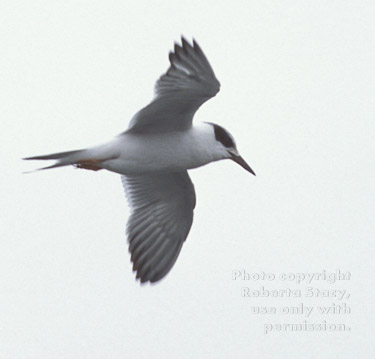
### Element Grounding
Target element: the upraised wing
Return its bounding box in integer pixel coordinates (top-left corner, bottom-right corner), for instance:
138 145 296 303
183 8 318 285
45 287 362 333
126 37 220 134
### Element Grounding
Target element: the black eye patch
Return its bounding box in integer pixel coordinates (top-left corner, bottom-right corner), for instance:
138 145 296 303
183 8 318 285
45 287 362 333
213 124 234 148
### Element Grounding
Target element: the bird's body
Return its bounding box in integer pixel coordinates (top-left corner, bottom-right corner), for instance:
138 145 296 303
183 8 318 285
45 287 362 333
95 122 223 175
25 37 255 283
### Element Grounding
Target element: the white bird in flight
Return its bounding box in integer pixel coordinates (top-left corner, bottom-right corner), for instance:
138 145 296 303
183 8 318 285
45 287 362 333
24 37 255 283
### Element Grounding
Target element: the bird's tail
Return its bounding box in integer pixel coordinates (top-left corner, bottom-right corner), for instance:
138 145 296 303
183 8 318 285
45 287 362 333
23 149 86 172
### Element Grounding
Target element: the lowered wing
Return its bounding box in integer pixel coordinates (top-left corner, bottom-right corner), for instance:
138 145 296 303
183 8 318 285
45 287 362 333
122 171 196 283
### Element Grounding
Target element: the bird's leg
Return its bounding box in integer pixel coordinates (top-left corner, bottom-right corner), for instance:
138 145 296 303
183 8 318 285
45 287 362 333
75 159 104 171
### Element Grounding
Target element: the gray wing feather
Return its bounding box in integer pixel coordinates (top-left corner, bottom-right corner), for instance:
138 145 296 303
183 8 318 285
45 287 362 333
126 37 220 134
122 171 196 283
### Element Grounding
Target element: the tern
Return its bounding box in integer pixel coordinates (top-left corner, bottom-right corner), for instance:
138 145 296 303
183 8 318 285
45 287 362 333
24 37 256 283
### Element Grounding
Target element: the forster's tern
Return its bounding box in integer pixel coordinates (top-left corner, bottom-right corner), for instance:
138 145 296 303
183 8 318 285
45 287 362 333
24 37 255 283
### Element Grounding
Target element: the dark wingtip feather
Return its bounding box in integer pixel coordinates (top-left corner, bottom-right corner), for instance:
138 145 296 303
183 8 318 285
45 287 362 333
181 36 191 52
174 42 182 52
192 38 205 58
168 51 174 64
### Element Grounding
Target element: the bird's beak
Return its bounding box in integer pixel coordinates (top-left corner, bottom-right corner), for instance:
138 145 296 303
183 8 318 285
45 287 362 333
229 153 256 176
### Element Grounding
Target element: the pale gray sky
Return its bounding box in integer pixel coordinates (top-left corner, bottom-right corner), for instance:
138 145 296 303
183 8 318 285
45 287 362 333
1 1 374 358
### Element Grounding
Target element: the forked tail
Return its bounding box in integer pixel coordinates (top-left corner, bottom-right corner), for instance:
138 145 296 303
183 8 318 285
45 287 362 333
23 149 86 171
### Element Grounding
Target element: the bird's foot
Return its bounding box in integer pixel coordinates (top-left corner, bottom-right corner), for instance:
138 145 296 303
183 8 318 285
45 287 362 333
75 159 104 171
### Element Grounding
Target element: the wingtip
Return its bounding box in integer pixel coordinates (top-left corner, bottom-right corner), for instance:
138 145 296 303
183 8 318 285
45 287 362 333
180 36 189 52
180 35 189 46
168 51 174 64
134 272 148 285
135 269 150 284
173 43 183 59
192 38 203 56
179 35 198 50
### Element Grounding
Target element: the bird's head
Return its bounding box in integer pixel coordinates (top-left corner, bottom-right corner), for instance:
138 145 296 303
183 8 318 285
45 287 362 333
208 123 256 176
